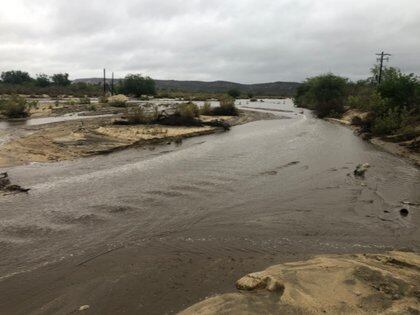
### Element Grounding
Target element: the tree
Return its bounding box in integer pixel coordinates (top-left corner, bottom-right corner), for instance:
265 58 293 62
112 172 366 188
51 73 71 86
35 74 51 87
376 67 419 110
118 74 156 97
293 74 348 118
227 88 240 98
1 70 32 84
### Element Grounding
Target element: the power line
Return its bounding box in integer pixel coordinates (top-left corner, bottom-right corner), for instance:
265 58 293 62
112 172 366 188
376 51 391 83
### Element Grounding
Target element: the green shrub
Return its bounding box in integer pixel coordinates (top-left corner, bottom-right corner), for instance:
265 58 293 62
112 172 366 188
377 68 419 111
64 99 77 105
371 109 401 136
127 107 153 124
294 74 347 118
51 73 71 86
227 88 241 99
1 70 32 84
0 95 30 118
212 97 238 116
346 87 385 112
35 74 51 87
175 102 200 120
199 102 212 115
397 125 420 141
108 94 129 107
117 74 156 97
98 95 108 104
79 96 91 104
293 82 312 108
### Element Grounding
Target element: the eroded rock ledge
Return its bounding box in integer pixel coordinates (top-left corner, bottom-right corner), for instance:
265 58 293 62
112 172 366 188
180 251 420 315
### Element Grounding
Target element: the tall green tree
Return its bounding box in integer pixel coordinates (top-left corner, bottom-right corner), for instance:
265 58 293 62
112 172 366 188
294 74 348 118
1 70 32 84
227 88 241 98
118 74 156 96
376 67 419 110
35 74 51 87
51 73 71 86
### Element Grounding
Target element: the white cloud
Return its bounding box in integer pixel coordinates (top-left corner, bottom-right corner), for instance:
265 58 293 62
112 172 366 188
0 0 419 82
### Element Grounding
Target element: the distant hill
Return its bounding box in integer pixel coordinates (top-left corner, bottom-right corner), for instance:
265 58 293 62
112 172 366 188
73 78 300 96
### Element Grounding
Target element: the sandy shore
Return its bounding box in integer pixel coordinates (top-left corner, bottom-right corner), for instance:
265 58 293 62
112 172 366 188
0 110 276 168
181 251 420 314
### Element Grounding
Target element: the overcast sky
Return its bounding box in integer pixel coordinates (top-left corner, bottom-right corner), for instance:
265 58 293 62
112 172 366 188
0 0 419 83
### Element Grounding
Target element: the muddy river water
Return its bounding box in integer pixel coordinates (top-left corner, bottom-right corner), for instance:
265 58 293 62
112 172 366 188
0 99 419 314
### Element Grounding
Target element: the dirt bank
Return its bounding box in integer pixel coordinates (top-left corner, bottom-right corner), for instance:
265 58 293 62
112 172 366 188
326 110 420 167
180 251 420 315
0 110 276 167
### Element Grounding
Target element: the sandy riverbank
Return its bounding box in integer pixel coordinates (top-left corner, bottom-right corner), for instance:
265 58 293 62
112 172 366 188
0 110 276 168
180 251 420 314
326 109 420 167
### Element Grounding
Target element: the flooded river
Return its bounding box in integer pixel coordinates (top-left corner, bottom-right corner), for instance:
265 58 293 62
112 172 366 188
0 99 419 314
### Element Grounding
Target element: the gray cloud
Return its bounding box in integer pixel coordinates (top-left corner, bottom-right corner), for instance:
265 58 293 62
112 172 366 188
0 0 419 82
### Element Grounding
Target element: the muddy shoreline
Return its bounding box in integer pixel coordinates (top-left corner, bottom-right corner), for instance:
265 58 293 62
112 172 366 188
0 109 276 168
326 111 420 167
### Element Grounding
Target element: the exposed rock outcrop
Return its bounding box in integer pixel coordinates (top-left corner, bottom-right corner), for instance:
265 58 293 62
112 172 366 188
180 251 420 315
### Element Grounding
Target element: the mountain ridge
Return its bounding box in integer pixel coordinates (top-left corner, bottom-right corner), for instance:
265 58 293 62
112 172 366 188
73 78 300 96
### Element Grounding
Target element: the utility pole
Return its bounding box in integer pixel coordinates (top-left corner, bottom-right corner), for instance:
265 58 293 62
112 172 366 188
111 72 114 95
376 52 391 84
103 68 106 95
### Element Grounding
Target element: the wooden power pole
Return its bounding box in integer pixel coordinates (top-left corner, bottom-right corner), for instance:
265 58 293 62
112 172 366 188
376 52 391 84
111 72 114 95
103 68 106 95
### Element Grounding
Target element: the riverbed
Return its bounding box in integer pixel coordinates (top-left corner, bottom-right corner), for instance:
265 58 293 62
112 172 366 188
0 99 419 314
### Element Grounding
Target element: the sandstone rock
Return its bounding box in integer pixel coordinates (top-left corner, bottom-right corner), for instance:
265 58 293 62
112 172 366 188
235 272 284 293
180 251 420 315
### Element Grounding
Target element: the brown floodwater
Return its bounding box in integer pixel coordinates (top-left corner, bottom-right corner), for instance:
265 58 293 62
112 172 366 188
0 99 418 314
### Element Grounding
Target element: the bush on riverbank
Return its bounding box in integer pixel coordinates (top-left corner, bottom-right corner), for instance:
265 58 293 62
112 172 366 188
117 74 156 97
200 102 212 115
294 74 347 118
0 95 30 118
295 68 420 137
126 107 154 124
79 96 91 104
108 94 129 107
212 97 238 116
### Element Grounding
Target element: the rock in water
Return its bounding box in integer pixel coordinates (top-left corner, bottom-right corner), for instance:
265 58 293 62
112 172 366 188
0 172 30 194
354 163 370 176
0 172 11 188
400 208 409 217
78 305 90 311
